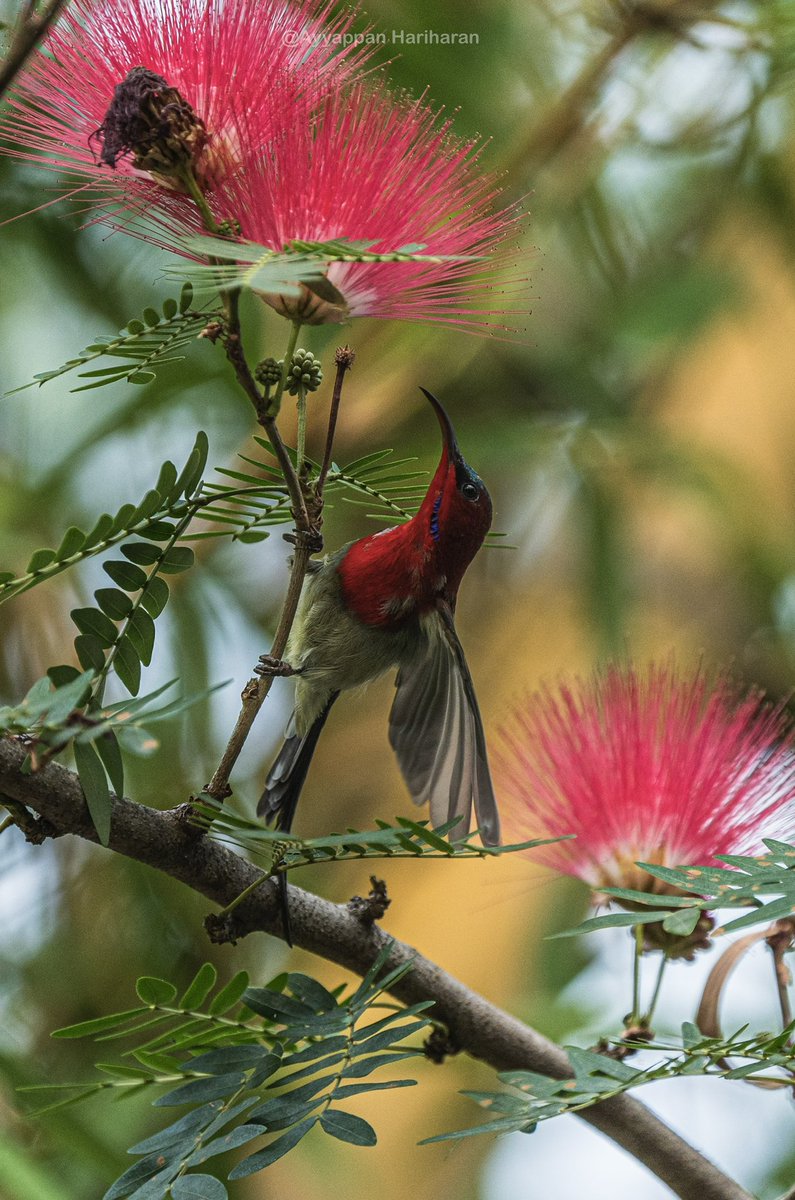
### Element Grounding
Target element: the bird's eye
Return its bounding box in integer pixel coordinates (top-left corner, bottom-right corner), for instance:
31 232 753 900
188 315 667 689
461 482 479 501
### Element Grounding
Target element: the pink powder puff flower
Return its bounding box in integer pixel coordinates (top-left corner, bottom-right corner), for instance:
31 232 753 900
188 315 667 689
1 1 527 333
0 0 372 216
214 84 527 332
496 662 795 895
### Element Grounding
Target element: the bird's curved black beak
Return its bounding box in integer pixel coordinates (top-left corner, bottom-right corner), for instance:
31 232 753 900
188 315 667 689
419 386 460 460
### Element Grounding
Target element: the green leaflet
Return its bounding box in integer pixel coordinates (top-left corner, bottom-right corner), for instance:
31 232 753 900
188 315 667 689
72 740 112 846
65 435 207 702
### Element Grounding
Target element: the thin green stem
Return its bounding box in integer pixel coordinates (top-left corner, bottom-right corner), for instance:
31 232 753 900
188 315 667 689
153 1004 268 1036
169 1078 255 1189
630 924 644 1024
642 954 668 1026
179 169 220 235
316 1018 356 1118
269 319 302 419
215 869 273 918
296 386 307 477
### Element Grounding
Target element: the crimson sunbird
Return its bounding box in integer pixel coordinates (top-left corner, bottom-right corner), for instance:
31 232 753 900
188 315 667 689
258 388 501 876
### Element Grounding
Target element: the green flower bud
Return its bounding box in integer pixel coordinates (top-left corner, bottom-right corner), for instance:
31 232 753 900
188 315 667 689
217 217 242 239
255 357 284 387
285 348 323 395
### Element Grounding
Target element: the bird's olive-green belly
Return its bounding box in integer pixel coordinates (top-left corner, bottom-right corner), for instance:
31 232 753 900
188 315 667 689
286 558 421 734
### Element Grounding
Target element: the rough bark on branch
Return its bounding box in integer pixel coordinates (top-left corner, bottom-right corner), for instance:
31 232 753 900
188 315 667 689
0 736 754 1200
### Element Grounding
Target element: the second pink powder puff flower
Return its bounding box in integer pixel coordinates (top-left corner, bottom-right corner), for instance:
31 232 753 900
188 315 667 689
496 661 795 895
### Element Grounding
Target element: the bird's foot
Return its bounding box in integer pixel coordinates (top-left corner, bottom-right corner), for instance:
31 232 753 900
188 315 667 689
283 527 323 554
255 654 296 678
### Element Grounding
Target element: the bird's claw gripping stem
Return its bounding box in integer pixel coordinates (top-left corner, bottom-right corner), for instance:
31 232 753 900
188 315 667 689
255 654 296 678
283 526 323 554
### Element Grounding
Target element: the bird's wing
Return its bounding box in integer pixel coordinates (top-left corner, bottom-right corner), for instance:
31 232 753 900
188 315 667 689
388 601 501 846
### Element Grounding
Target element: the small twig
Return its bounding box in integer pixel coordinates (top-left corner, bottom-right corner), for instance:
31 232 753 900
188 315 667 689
180 188 319 802
204 313 320 803
0 0 70 99
347 876 391 925
1 793 59 842
507 24 636 174
424 1026 459 1064
182 178 310 534
206 333 349 801
205 527 316 800
767 919 795 1033
218 296 309 527
316 344 355 500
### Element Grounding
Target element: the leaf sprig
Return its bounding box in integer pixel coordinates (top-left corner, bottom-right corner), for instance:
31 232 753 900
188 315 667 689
197 439 506 545
167 236 483 298
24 951 431 1199
194 439 427 544
0 674 222 843
0 433 208 605
190 800 565 874
9 285 215 393
423 1021 795 1145
549 838 795 942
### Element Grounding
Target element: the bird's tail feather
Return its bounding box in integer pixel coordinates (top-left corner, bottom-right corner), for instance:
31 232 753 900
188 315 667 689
257 692 339 831
257 693 339 945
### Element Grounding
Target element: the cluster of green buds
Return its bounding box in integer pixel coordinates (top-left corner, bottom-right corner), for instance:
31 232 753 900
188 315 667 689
216 217 242 239
254 357 283 389
284 348 323 396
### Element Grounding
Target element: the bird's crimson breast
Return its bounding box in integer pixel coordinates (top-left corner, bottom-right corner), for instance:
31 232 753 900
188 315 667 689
337 522 436 628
